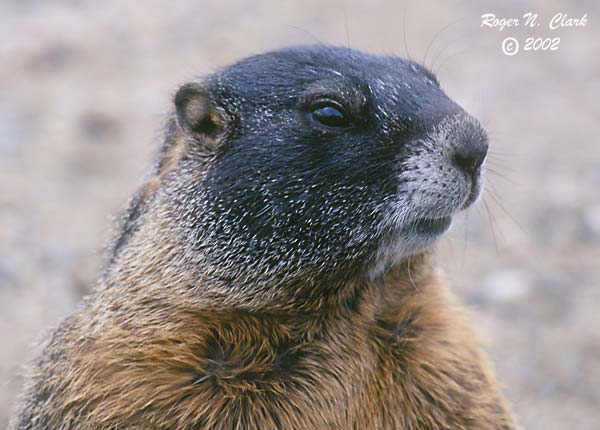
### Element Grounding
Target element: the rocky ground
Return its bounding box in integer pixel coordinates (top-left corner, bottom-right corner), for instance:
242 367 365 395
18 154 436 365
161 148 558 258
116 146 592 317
1 1 598 428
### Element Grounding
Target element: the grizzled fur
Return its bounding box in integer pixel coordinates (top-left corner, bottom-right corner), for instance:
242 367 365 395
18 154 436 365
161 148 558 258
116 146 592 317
11 46 516 429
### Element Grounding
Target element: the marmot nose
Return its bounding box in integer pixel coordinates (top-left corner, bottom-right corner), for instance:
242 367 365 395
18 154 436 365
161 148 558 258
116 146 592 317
452 145 487 175
451 125 489 175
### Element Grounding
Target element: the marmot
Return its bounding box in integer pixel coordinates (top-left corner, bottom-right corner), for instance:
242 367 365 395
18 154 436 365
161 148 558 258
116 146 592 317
11 45 516 430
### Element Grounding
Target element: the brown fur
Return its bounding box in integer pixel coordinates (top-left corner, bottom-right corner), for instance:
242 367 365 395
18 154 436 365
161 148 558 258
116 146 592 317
13 218 516 429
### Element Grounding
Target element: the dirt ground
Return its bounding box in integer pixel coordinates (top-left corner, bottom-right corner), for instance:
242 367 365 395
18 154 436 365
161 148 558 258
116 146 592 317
1 1 599 428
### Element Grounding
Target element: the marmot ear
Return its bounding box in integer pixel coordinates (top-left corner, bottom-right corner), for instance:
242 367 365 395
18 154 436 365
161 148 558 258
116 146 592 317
174 82 225 145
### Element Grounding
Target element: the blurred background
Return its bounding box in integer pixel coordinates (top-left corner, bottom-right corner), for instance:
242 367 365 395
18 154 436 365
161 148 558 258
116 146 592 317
1 0 598 428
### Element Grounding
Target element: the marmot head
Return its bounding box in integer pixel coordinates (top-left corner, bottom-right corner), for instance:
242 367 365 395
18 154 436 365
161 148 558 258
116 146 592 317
111 45 488 307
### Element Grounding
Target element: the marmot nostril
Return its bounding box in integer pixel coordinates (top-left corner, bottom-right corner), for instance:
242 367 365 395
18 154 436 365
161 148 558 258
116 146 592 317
452 140 488 175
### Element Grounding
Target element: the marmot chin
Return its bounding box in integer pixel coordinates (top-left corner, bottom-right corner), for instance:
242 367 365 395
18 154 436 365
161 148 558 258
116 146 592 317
11 45 516 430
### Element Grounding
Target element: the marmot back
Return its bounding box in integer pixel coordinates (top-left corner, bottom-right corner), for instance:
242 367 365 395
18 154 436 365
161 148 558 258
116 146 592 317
11 45 516 430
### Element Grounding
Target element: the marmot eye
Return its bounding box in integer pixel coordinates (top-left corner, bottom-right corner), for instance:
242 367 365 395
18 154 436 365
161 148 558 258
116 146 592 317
310 103 350 128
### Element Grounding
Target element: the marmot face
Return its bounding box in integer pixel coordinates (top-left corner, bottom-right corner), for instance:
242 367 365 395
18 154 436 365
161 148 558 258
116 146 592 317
160 46 487 297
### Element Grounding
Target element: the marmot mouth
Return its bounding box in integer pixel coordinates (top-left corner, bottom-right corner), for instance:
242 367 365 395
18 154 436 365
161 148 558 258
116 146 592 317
410 216 452 236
